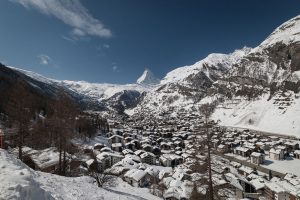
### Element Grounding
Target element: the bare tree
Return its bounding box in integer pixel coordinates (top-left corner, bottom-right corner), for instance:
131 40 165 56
48 90 78 176
88 163 112 188
3 79 34 160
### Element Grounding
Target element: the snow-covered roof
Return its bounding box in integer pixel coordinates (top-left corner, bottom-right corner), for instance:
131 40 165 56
251 152 263 157
96 152 124 161
124 169 148 182
111 143 122 148
235 146 249 152
265 182 286 193
140 152 155 159
30 147 64 169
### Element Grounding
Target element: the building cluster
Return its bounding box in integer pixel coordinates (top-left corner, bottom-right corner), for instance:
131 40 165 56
210 128 300 200
2 109 300 200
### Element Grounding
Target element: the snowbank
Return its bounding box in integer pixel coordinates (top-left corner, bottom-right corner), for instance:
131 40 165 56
0 149 162 200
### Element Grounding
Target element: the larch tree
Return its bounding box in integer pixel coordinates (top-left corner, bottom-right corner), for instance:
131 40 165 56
3 79 35 160
48 90 78 176
199 103 216 200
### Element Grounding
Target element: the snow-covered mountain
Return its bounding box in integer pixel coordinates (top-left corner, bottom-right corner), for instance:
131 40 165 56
1 15 299 136
130 15 300 137
208 15 300 136
2 65 158 114
136 68 160 85
129 47 251 115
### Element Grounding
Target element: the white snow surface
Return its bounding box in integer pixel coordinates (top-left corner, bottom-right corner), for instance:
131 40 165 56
161 47 251 84
256 15 300 50
0 149 161 200
8 66 153 101
136 68 160 85
210 92 300 137
61 80 151 100
262 156 300 177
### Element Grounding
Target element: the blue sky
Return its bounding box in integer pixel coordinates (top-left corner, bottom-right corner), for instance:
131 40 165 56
0 0 299 83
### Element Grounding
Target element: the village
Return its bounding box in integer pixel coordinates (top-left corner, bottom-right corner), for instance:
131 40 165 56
1 110 300 200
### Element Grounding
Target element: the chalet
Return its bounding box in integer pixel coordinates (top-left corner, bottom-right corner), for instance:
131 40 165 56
250 152 265 165
234 147 251 157
160 154 183 167
174 140 183 148
96 152 124 172
256 141 268 150
181 153 193 162
125 142 136 150
142 144 153 152
140 152 156 165
217 144 228 153
100 147 113 153
111 143 123 152
264 182 289 200
124 169 152 187
284 141 299 153
124 136 133 143
269 148 284 160
238 165 253 176
134 150 146 157
112 128 124 136
152 146 161 155
108 135 124 144
122 149 134 155
80 159 97 173
160 142 171 150
294 150 300 159
93 143 105 150
131 139 141 149
29 147 69 173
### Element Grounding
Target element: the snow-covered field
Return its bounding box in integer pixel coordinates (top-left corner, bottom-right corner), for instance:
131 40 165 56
262 156 300 177
211 93 300 137
0 149 162 200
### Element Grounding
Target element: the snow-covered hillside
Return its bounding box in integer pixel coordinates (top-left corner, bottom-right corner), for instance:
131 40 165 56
0 149 161 200
61 80 150 101
8 66 156 113
3 14 300 136
209 15 300 136
129 47 251 115
161 47 251 85
210 92 300 137
254 15 300 51
130 15 300 137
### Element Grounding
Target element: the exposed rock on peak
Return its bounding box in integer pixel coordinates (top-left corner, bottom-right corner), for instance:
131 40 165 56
136 68 160 85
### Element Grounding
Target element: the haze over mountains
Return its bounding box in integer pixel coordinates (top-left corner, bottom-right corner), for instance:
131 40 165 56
1 15 300 136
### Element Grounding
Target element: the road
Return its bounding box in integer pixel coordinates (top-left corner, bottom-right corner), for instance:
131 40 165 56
214 152 286 178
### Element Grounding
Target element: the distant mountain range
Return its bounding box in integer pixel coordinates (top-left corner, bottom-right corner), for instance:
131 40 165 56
1 15 299 136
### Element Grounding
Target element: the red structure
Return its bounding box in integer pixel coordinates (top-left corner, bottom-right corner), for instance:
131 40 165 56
0 130 4 149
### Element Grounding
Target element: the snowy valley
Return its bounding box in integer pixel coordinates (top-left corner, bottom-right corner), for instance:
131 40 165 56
0 11 300 200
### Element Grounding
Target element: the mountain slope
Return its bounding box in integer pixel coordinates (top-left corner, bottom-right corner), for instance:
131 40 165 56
129 47 251 115
130 15 300 137
209 15 300 136
5 65 156 114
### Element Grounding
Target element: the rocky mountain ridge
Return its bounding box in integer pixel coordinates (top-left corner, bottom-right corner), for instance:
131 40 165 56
1 15 300 135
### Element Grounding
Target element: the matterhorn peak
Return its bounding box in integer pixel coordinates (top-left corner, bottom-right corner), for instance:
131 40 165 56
136 68 160 85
